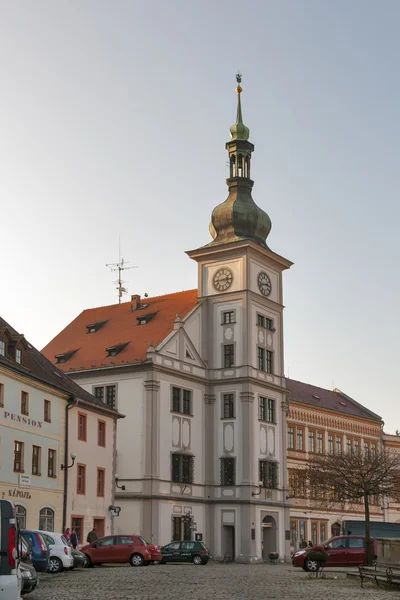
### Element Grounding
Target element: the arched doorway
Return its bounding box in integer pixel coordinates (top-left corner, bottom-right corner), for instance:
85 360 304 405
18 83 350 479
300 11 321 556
39 507 54 532
331 522 341 537
15 505 27 529
262 515 277 560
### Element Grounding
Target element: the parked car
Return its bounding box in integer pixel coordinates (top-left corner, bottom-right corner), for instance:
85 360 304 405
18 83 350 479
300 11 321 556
38 532 74 573
81 535 152 567
71 548 87 569
292 535 378 571
160 541 211 565
20 530 49 573
20 562 38 595
147 543 162 564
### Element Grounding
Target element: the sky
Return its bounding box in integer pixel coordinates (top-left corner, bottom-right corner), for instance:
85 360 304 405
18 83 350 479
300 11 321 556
1 1 399 429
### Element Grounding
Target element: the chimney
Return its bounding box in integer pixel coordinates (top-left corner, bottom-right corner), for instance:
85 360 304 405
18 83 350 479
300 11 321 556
130 294 141 310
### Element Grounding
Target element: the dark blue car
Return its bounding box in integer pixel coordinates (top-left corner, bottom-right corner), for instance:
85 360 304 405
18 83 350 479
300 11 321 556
20 530 49 572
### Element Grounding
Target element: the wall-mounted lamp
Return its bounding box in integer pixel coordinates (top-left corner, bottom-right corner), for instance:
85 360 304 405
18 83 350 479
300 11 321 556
61 452 76 470
115 474 126 491
252 481 264 497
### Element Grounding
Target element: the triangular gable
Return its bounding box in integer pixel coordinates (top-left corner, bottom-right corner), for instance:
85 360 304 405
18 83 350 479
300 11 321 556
156 326 205 368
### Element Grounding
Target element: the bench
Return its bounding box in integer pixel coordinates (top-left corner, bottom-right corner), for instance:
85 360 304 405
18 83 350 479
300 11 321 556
359 562 400 589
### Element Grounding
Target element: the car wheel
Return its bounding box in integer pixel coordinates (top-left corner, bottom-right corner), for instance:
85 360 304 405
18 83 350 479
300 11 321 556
84 555 93 568
304 558 319 572
152 561 160 565
130 553 144 567
192 554 203 565
48 557 63 573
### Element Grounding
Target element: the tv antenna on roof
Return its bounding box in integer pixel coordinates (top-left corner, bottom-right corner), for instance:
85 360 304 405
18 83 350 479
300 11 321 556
106 237 138 304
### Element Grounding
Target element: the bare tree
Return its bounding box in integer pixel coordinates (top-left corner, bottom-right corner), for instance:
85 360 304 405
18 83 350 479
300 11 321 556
301 448 400 564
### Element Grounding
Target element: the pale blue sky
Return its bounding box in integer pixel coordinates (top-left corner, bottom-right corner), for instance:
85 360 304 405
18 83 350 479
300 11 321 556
1 1 399 428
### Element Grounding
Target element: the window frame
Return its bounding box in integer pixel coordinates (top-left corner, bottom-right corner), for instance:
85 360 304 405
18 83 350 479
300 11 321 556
171 453 194 484
222 394 235 419
257 314 265 327
97 467 105 497
47 448 57 478
257 347 265 371
223 344 235 368
220 456 236 486
44 399 51 423
267 398 275 423
222 311 235 324
78 412 87 442
287 426 294 450
0 382 4 407
32 445 41 476
20 391 29 416
13 440 25 473
265 350 273 374
259 397 266 421
171 386 192 415
259 460 278 489
98 420 106 447
77 463 86 495
0 340 5 356
16 349 22 364
296 427 304 451
308 430 315 453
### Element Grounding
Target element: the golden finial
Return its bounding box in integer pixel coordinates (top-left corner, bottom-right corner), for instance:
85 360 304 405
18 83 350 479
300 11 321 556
236 71 242 94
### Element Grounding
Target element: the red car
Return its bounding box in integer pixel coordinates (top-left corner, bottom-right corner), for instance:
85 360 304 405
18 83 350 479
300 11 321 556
81 534 155 567
292 535 377 571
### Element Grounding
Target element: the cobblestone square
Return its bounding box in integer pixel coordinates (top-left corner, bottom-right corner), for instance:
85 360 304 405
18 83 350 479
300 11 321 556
28 563 393 600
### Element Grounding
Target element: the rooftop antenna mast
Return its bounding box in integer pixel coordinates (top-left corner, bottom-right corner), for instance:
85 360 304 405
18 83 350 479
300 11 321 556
106 237 138 304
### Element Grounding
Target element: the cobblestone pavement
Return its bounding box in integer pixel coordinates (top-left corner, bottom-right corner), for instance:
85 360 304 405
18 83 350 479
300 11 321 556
28 563 393 600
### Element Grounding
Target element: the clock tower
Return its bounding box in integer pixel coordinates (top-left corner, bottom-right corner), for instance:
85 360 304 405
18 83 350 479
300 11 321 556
187 74 293 563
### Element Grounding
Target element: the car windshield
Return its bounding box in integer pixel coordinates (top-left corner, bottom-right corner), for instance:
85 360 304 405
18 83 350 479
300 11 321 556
138 536 147 545
61 535 69 545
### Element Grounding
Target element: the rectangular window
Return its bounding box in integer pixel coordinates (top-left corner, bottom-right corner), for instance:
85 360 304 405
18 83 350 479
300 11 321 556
97 468 105 497
259 397 266 421
364 441 369 455
77 464 86 494
257 314 265 327
223 394 235 419
336 436 342 454
371 443 376 458
0 340 5 355
224 344 234 368
78 413 87 442
21 391 29 416
44 399 51 423
13 441 24 472
32 445 41 475
297 428 304 451
94 386 104 402
328 434 334 455
98 420 106 447
346 437 352 453
48 449 56 478
172 517 182 542
287 427 294 450
267 399 275 423
182 390 191 415
106 385 116 408
259 460 278 489
16 349 22 364
257 347 265 371
266 350 273 373
220 457 236 486
309 430 315 453
354 439 360 455
223 311 235 324
265 318 273 330
0 382 4 407
172 387 181 412
171 454 193 484
317 431 323 453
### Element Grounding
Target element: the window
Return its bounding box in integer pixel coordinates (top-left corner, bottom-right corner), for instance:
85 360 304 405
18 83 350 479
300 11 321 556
117 536 135 545
259 397 266 421
223 311 235 324
86 320 108 334
329 538 347 550
265 318 273 330
15 505 26 529
317 431 323 453
71 517 83 544
287 427 294 450
336 436 342 454
0 340 5 355
223 394 235 419
260 398 275 422
32 445 41 475
48 449 56 478
96 537 114 547
220 457 236 486
0 382 4 407
39 507 54 532
260 460 278 489
223 344 234 368
171 387 192 415
257 314 265 327
181 541 195 550
98 420 106 447
94 386 104 402
78 413 87 442
106 343 128 357
77 464 86 494
296 428 304 451
16 349 22 364
371 443 377 458
364 441 369 455
14 441 24 472
267 399 275 423
328 434 334 455
183 518 192 541
308 430 315 453
349 538 364 549
106 385 116 408
171 454 193 484
44 399 51 423
266 350 273 373
21 391 29 416
257 347 265 371
346 437 352 453
97 468 105 497
320 523 327 544
172 519 182 542
354 439 360 455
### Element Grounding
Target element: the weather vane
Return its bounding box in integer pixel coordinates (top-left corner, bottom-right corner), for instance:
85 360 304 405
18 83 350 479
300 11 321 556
236 72 242 85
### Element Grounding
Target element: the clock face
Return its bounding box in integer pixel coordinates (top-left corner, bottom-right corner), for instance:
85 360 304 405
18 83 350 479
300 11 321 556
213 267 233 292
258 271 272 296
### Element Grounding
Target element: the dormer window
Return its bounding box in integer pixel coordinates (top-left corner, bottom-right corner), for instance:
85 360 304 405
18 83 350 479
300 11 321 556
136 312 156 326
137 317 147 326
55 350 78 364
16 349 22 364
106 343 128 357
0 340 5 356
86 320 108 334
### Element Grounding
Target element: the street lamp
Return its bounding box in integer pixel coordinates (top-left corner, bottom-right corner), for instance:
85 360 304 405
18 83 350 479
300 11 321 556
252 480 264 497
115 474 126 491
61 452 76 470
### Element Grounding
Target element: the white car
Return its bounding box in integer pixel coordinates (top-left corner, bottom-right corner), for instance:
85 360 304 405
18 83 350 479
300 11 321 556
38 531 73 573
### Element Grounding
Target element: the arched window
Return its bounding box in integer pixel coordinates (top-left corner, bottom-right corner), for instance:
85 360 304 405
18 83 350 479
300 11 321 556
331 522 341 537
39 507 54 532
15 505 27 529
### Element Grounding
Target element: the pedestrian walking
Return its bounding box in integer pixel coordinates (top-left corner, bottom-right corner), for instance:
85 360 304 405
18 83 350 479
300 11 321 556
63 528 71 543
70 529 79 549
87 527 98 544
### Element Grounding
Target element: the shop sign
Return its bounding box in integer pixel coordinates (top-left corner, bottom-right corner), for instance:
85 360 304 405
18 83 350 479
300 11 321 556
8 488 31 500
3 411 43 428
19 475 31 487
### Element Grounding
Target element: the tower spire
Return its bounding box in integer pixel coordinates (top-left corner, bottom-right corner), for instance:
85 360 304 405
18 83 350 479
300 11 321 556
230 72 250 142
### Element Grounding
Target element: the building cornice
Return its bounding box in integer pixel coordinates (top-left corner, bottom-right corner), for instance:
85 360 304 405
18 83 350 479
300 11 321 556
0 364 70 399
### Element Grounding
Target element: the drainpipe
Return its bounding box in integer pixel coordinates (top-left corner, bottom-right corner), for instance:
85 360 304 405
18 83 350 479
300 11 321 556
62 398 75 531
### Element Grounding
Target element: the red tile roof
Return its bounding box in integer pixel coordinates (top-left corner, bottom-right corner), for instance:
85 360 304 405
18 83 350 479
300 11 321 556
42 290 199 373
285 378 382 422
